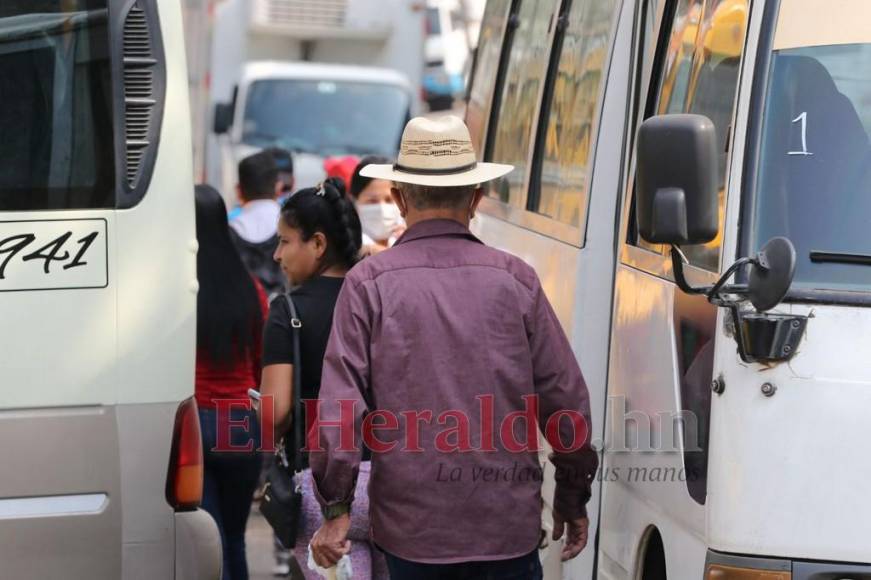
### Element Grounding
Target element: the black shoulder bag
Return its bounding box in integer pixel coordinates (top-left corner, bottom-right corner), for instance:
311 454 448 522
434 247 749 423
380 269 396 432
259 294 305 549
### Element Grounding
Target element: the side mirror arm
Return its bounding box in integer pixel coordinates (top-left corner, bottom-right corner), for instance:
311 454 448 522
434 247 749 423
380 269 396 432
669 246 707 295
669 245 753 304
669 243 808 365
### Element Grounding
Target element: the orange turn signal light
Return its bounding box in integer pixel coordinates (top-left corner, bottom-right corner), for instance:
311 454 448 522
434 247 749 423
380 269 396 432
706 564 791 580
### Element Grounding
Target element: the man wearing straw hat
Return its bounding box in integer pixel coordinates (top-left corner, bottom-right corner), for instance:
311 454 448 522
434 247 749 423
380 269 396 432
309 116 598 578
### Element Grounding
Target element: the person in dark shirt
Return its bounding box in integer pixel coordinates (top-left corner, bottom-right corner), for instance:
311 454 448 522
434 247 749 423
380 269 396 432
258 178 386 579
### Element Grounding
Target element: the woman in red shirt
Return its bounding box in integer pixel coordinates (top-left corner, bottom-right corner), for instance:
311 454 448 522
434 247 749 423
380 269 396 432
194 185 267 580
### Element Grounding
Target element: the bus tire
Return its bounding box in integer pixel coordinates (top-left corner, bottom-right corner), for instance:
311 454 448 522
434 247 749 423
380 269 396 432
638 528 667 580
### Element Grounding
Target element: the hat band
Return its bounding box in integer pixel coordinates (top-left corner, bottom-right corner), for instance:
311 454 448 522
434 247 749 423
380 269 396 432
392 161 478 176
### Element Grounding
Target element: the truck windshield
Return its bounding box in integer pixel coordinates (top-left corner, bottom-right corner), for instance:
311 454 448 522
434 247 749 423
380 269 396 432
748 3 871 292
240 79 409 158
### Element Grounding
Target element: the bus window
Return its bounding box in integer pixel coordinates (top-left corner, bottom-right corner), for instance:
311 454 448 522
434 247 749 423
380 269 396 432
466 0 512 156
0 0 115 211
659 0 703 115
486 0 560 208
630 0 748 270
534 0 619 229
680 0 748 271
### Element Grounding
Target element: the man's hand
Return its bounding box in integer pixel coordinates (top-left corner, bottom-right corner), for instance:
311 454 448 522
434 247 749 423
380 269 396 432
552 511 589 561
310 514 352 568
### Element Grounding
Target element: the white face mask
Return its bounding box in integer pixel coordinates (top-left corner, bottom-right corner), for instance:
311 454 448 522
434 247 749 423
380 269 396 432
357 202 403 242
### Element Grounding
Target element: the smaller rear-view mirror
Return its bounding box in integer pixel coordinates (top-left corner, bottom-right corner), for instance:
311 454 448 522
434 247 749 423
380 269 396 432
213 102 234 135
748 237 796 311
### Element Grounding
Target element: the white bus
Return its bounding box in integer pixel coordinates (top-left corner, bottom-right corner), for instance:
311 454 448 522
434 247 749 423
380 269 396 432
467 0 871 578
0 1 220 578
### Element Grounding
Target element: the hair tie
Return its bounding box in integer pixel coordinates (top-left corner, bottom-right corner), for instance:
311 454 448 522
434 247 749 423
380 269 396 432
316 183 327 197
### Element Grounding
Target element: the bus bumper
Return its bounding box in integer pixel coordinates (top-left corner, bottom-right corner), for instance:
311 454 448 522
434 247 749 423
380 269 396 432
706 550 871 579
175 509 222 580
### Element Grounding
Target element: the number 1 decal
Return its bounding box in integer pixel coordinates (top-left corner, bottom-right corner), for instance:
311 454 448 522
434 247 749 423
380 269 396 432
64 232 99 270
788 112 813 156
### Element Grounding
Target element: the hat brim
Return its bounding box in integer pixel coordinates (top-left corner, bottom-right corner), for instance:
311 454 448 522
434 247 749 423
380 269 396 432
359 162 514 187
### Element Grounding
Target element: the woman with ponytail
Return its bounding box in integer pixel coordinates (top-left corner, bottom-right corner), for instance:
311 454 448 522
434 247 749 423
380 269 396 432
259 178 387 579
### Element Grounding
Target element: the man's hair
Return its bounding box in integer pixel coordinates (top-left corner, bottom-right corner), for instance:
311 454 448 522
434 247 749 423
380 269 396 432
397 182 477 210
238 151 278 200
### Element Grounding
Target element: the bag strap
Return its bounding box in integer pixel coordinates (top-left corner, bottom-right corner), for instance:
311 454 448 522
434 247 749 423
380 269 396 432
283 293 305 475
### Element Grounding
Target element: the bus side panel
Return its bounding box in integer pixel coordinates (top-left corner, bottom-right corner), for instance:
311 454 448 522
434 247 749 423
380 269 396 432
115 0 205 576
0 407 122 578
117 402 177 579
598 266 707 579
472 216 603 580
116 0 197 408
0 215 119 409
709 304 871 562
0 212 122 580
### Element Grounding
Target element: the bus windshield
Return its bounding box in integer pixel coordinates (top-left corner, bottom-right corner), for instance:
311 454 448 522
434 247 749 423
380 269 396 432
240 79 409 158
749 2 871 292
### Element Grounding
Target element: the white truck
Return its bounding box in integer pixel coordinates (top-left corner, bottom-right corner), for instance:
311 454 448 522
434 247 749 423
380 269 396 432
183 0 426 206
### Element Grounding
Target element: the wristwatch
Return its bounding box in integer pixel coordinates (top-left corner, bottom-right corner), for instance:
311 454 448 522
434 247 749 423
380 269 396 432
321 502 351 520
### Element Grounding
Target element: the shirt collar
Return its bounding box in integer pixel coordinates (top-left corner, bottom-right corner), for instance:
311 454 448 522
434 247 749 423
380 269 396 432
394 219 484 246
243 198 279 211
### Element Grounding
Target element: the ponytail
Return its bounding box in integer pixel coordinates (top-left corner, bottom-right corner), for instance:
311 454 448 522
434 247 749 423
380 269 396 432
320 178 363 269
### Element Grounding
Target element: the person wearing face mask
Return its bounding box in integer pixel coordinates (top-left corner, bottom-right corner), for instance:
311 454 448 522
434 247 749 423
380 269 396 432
349 156 406 255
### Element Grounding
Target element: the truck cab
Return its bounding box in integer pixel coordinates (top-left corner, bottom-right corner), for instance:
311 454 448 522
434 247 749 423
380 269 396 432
212 61 413 205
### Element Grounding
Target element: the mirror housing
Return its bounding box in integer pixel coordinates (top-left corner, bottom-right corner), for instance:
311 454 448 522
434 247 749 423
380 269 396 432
747 237 796 311
670 235 804 365
213 102 234 135
636 114 719 245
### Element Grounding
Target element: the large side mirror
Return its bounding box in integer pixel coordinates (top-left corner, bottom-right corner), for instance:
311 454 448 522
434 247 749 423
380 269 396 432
213 102 234 135
636 114 719 245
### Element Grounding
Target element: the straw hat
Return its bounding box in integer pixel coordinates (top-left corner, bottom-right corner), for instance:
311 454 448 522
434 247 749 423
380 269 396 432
359 115 514 187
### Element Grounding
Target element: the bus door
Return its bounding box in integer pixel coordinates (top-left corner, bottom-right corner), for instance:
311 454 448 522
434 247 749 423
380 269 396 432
599 0 749 578
468 0 628 577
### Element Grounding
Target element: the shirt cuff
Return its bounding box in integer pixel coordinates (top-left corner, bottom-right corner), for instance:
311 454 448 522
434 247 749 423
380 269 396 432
553 490 589 520
310 470 357 511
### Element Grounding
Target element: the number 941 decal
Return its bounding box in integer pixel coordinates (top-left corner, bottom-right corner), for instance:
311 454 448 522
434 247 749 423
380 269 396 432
0 219 107 292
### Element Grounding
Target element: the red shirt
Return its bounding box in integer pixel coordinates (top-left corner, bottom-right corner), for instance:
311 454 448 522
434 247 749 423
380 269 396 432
195 279 269 409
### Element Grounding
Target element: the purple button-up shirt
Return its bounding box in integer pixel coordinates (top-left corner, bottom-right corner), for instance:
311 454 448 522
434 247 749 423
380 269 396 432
309 218 598 563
